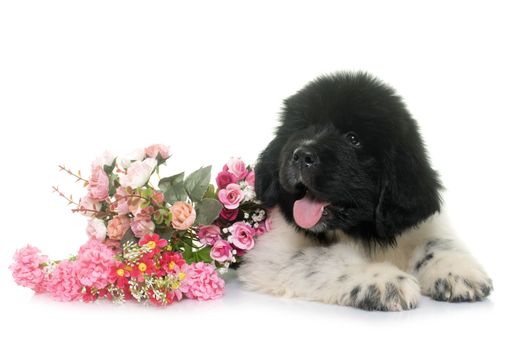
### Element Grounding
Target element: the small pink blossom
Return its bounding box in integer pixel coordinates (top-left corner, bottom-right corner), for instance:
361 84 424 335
218 183 244 209
77 196 102 217
75 239 114 289
185 262 224 301
245 171 255 187
225 158 248 181
10 245 48 293
198 225 221 245
47 260 82 302
107 215 130 240
112 187 130 215
216 171 236 189
118 158 157 188
255 217 272 236
86 218 107 240
92 150 115 168
170 201 196 230
145 144 170 159
87 166 109 201
230 222 255 250
210 240 233 262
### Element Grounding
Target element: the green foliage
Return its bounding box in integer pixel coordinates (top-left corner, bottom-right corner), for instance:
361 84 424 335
195 198 223 225
184 166 212 202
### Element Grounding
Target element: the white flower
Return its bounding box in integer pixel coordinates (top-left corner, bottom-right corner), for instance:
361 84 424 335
116 148 146 169
242 185 256 202
86 218 107 240
92 150 115 168
118 158 157 188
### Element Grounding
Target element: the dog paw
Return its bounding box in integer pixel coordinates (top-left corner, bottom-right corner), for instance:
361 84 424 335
341 264 421 311
418 253 493 302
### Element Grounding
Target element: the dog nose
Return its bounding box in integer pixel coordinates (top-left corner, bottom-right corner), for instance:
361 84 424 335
293 147 318 167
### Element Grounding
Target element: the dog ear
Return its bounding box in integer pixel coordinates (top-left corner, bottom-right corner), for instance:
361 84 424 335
254 137 284 207
375 138 442 242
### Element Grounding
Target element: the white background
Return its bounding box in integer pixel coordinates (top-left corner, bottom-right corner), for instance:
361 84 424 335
1 1 513 349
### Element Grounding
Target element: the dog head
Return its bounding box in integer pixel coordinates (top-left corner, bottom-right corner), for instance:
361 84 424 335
255 72 442 246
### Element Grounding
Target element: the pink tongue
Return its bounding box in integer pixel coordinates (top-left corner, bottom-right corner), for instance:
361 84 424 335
293 196 329 229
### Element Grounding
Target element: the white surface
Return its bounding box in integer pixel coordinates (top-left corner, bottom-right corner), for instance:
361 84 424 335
0 1 513 349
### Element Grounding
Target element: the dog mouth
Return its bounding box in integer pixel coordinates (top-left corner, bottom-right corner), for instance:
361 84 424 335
292 183 331 229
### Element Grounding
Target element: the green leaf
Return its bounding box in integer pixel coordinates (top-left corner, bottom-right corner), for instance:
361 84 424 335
184 166 212 202
203 184 217 199
120 228 138 247
195 198 223 225
158 172 184 193
103 158 116 175
164 182 188 203
158 228 173 242
196 246 213 263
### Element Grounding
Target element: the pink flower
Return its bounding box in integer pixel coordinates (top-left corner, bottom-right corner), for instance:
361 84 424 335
220 208 239 221
245 171 255 186
218 183 244 209
107 215 130 240
230 222 255 250
130 215 155 238
216 171 236 189
118 158 157 188
145 144 170 159
255 217 271 236
170 201 196 230
77 196 102 217
47 260 82 302
198 225 221 245
226 158 248 181
75 239 114 289
184 262 224 301
210 240 233 262
86 218 107 240
112 187 131 215
10 245 48 293
87 166 109 201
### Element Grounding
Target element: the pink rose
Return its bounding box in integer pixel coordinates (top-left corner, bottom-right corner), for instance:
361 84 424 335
245 171 255 186
77 196 102 217
118 158 157 188
230 222 255 250
130 214 155 238
198 225 221 245
226 158 248 181
107 215 130 240
87 166 109 201
209 240 233 262
216 171 236 189
145 144 170 159
218 183 244 209
170 201 196 230
86 218 107 240
112 187 131 215
220 208 239 221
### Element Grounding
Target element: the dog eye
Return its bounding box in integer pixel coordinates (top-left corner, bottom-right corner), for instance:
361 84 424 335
345 132 361 147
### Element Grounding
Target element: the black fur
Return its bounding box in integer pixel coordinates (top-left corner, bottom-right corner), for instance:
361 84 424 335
255 72 442 246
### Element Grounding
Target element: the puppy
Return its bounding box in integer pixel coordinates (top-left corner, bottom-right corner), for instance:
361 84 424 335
238 72 492 311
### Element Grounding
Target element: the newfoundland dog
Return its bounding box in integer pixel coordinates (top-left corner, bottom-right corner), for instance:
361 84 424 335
238 72 492 311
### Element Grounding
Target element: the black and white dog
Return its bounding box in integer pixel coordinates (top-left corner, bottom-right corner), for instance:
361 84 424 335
239 72 492 311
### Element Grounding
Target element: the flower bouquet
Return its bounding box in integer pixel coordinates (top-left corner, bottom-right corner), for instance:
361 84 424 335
10 145 269 306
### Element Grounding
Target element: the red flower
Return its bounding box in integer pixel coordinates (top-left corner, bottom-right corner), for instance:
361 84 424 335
148 289 175 306
138 233 168 256
109 262 132 288
130 256 156 282
161 251 186 274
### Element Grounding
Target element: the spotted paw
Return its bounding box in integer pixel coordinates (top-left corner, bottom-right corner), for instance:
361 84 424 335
418 253 493 302
341 264 420 311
